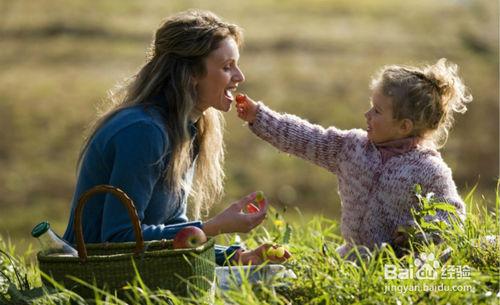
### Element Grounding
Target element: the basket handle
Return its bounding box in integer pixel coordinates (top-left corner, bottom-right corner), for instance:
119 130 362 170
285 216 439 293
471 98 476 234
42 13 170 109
74 185 145 262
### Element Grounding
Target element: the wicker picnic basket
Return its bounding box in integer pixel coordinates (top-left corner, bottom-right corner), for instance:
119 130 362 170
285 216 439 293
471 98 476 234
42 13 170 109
36 185 215 298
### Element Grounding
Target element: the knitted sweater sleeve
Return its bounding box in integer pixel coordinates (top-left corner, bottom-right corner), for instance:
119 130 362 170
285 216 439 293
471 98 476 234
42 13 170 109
415 159 465 227
248 103 349 173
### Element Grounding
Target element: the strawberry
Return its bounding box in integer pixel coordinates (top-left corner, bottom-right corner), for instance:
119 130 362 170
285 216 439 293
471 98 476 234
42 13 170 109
235 94 246 104
246 202 260 213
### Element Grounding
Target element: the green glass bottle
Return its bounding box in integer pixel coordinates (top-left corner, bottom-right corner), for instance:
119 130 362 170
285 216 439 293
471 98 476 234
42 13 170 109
31 221 78 257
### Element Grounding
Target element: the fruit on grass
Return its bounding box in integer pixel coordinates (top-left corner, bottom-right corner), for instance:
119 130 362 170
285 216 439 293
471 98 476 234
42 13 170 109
235 93 246 104
172 226 207 249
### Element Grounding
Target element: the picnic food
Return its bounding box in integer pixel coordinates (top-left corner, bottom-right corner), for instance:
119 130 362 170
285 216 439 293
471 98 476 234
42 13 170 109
245 191 266 214
266 245 286 259
172 226 207 249
246 202 260 214
235 93 246 104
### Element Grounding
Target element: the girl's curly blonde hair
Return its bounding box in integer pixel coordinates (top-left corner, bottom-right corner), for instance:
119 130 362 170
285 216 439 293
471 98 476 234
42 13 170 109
370 58 473 148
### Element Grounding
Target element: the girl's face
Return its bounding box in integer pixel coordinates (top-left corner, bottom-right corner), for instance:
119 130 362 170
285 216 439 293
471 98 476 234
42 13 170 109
364 89 408 143
194 37 245 112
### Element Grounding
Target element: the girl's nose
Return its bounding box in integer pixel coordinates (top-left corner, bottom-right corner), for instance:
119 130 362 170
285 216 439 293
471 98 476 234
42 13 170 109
364 109 370 119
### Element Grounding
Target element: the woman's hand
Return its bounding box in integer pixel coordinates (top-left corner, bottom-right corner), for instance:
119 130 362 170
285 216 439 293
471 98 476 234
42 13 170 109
202 192 268 236
234 244 292 265
235 93 258 124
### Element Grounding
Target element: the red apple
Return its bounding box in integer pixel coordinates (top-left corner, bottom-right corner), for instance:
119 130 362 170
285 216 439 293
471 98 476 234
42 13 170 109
172 226 207 249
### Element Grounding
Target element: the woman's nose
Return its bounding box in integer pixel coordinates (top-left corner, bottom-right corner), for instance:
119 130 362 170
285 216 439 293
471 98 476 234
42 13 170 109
233 67 245 83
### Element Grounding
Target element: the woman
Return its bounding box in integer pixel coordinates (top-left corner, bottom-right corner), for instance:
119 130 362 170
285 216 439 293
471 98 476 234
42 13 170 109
63 9 288 265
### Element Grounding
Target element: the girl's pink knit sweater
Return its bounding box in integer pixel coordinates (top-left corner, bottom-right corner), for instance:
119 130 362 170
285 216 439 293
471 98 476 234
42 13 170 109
249 103 465 255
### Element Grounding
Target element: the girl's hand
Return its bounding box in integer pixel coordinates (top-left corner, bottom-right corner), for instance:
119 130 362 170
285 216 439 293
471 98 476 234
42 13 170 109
203 192 268 236
235 93 258 124
234 244 292 265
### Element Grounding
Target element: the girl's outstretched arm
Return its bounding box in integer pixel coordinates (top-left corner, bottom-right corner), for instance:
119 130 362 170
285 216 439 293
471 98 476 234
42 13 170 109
236 93 351 173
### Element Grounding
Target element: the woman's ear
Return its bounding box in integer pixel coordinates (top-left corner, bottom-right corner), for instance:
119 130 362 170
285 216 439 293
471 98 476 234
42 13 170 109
399 119 414 136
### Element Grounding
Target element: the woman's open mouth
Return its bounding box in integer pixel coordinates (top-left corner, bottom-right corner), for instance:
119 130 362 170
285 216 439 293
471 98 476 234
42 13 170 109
224 86 237 101
224 90 233 101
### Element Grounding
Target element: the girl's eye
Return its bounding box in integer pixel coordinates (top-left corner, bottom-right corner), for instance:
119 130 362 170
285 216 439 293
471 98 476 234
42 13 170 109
223 66 231 71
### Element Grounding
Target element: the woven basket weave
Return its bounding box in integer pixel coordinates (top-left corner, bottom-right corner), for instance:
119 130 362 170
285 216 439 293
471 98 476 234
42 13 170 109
36 185 215 298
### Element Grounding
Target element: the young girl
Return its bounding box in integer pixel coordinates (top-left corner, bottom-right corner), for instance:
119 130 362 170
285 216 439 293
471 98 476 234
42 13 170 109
236 58 472 257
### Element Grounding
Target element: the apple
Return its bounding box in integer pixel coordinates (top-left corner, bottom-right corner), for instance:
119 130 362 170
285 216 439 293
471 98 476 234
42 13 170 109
266 245 286 259
273 246 285 258
172 226 207 249
266 247 277 257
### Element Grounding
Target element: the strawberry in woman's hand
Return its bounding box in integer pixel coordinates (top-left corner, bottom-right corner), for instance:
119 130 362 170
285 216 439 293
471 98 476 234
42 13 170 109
245 191 266 214
246 202 260 213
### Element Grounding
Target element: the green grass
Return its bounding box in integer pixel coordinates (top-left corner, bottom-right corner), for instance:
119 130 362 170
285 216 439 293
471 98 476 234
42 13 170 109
1 185 498 304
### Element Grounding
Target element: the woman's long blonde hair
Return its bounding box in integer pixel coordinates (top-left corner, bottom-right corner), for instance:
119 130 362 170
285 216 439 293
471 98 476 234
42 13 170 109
78 10 243 218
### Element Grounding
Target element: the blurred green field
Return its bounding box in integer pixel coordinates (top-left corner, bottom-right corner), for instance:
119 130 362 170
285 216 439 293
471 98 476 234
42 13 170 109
0 0 498 255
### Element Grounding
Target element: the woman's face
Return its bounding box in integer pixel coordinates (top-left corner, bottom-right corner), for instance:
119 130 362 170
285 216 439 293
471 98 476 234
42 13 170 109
194 37 245 112
364 88 406 143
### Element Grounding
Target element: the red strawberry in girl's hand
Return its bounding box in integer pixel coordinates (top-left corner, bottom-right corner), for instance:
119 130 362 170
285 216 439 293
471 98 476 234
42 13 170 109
236 94 246 104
